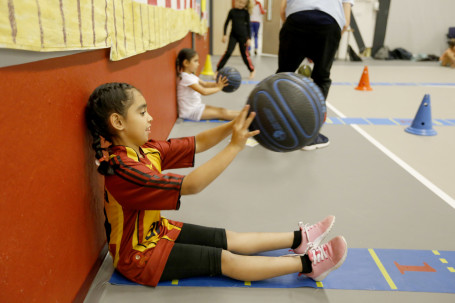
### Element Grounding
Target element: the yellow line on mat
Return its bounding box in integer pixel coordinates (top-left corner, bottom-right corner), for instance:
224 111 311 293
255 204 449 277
448 267 455 273
244 281 251 286
432 250 440 255
316 281 324 288
440 258 448 264
171 280 178 285
368 249 397 290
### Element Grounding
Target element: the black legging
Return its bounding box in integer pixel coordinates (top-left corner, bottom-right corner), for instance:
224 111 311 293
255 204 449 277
217 35 255 72
159 223 227 281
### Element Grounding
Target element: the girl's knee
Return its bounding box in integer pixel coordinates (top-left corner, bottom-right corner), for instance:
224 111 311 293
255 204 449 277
221 250 236 267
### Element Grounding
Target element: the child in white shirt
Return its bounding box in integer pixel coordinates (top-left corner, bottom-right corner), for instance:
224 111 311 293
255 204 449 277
176 48 241 121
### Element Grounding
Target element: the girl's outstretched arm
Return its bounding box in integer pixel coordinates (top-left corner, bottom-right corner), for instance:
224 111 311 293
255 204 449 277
189 76 228 95
181 105 259 195
194 120 235 153
199 78 223 88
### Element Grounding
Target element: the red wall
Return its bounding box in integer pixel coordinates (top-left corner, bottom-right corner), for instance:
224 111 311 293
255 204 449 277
0 32 209 303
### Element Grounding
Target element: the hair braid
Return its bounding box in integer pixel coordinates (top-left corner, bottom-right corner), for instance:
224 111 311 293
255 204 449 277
85 82 135 175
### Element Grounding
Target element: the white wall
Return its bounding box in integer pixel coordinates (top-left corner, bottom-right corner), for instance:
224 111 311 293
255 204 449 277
338 0 378 59
385 0 454 55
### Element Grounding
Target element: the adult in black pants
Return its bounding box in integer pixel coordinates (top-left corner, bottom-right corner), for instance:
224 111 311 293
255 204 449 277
218 0 255 79
277 0 353 150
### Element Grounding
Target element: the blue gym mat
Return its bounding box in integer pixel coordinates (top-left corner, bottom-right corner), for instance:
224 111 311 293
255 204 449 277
109 248 455 293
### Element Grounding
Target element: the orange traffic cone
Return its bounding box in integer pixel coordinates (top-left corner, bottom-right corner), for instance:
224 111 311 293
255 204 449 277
355 66 373 91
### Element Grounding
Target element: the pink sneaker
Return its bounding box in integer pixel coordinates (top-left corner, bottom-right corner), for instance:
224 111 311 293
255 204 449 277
293 215 335 255
303 236 348 281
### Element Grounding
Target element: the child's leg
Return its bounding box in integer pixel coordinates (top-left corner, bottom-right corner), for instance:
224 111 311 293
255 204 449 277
201 105 240 121
160 242 306 282
238 37 255 74
222 236 347 282
217 35 238 71
276 21 307 74
308 24 341 99
164 221 345 282
222 250 303 281
227 215 335 255
226 230 294 254
252 22 260 51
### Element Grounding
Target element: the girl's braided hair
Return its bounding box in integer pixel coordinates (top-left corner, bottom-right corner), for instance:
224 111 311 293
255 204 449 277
85 82 135 175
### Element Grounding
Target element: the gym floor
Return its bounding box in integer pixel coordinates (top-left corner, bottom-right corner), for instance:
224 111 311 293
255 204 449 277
85 55 455 302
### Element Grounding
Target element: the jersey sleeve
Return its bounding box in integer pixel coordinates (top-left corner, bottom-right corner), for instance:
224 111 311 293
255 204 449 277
106 156 184 210
179 73 199 87
144 137 195 170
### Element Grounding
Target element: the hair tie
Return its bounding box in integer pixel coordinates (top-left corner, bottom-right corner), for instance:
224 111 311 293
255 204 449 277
95 155 109 166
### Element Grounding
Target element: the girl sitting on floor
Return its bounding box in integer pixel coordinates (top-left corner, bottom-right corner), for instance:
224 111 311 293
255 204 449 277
85 82 348 287
176 48 240 121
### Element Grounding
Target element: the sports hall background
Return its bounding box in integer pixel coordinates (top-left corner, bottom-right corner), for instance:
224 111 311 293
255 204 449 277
0 0 453 302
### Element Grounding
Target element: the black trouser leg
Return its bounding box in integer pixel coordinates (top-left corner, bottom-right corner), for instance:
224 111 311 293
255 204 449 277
276 20 307 74
307 25 341 99
277 19 341 99
238 36 255 72
217 35 238 71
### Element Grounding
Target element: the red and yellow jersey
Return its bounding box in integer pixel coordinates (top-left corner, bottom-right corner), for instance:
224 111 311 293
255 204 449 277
104 137 195 286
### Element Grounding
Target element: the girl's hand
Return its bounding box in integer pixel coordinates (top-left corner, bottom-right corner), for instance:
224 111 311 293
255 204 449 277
222 35 227 43
216 75 228 89
229 105 260 150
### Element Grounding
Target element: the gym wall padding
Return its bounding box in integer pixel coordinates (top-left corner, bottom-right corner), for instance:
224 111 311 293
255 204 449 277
0 32 208 303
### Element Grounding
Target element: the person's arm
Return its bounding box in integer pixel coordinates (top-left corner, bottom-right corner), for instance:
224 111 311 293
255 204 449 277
199 78 223 88
280 0 287 22
342 1 353 33
246 11 251 40
223 10 232 43
194 120 235 153
190 76 227 95
258 0 266 14
181 105 259 195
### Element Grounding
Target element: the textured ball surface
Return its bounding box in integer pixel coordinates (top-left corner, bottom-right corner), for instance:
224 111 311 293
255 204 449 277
217 67 242 93
247 73 326 152
297 64 312 78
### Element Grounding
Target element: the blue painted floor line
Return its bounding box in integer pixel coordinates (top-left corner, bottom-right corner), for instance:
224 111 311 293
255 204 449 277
240 80 455 87
207 79 455 87
183 118 455 126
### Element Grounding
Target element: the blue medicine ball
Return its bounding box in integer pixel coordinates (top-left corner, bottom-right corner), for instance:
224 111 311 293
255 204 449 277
217 67 242 93
247 73 326 152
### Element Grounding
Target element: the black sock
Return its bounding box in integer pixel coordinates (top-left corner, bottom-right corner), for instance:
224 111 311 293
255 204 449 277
291 230 302 249
300 255 312 273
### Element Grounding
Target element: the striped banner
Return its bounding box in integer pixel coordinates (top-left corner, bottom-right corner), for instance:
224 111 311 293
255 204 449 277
0 0 207 60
